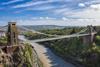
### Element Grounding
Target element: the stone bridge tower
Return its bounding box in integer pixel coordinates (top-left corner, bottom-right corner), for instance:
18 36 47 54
83 25 97 45
6 22 19 54
7 22 18 46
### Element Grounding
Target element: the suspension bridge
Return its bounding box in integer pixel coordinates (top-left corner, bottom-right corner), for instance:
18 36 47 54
0 22 97 67
0 22 97 43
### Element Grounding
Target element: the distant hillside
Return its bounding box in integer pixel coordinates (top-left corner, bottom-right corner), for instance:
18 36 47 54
22 25 66 30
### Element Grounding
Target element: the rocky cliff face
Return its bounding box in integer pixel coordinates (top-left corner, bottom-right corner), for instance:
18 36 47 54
0 43 43 67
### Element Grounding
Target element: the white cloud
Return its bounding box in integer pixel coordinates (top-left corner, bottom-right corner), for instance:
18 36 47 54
14 5 57 13
90 4 100 10
52 3 100 19
31 17 39 20
62 17 68 21
12 1 45 8
78 3 85 7
13 9 26 13
52 8 73 16
1 0 24 5
16 18 100 26
45 17 56 20
84 0 100 5
40 17 44 20
12 0 63 8
27 5 57 11
31 17 56 20
13 3 66 13
54 8 69 14
69 4 100 19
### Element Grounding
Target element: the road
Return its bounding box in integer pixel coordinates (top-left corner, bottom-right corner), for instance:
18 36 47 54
19 35 76 67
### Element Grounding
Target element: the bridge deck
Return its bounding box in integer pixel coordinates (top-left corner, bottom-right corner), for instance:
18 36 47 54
29 34 90 42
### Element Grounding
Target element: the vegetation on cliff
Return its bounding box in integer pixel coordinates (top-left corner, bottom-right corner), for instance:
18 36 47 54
0 36 7 45
12 43 43 67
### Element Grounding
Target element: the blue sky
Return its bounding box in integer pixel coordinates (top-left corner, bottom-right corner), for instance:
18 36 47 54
0 0 100 26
